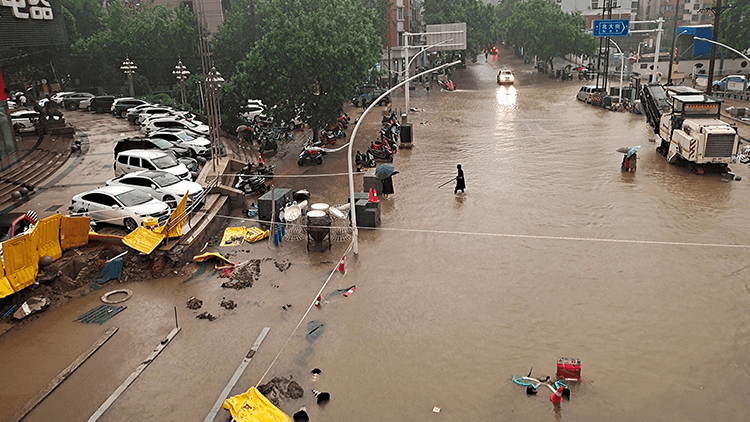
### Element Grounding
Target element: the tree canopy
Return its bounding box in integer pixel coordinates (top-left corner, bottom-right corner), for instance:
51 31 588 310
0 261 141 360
502 0 596 67
720 0 750 58
227 0 383 132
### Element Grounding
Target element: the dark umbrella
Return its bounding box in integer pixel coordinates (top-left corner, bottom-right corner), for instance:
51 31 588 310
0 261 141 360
616 146 631 154
375 163 396 180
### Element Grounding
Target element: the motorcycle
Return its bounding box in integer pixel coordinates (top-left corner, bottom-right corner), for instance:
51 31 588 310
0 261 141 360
355 150 377 170
235 162 275 195
258 133 278 153
379 128 399 153
298 148 324 166
368 140 394 162
338 113 350 130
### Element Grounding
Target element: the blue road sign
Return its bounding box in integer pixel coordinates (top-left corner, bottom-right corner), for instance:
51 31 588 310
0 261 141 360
593 19 630 37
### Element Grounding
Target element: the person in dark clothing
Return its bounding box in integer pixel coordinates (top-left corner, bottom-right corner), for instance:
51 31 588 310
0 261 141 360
381 171 398 199
454 164 465 194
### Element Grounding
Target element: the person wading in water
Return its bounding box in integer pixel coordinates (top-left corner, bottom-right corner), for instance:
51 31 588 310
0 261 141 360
454 164 465 194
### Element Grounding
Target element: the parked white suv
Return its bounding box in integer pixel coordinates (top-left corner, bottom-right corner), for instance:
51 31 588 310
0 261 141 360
115 149 192 180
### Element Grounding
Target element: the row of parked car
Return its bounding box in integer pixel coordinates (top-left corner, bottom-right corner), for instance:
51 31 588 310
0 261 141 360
58 93 213 232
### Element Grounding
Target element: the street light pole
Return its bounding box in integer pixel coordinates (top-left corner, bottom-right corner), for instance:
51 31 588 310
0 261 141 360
205 66 224 172
173 60 190 105
403 38 453 118
120 57 137 97
609 39 624 102
347 60 461 255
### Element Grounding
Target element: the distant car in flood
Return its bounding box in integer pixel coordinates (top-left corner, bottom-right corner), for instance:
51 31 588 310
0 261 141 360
497 69 515 85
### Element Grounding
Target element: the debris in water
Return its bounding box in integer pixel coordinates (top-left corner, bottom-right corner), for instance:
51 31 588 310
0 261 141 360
196 312 217 321
186 297 203 309
220 299 236 310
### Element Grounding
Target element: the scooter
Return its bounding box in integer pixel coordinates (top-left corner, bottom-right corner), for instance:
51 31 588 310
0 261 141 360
355 150 377 170
298 149 323 166
235 162 275 194
379 128 399 153
258 133 278 153
368 141 394 162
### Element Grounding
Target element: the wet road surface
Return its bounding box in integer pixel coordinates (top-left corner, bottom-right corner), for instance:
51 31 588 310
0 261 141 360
2 50 750 421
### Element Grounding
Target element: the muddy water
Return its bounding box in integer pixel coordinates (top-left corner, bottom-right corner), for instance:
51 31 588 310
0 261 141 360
2 53 750 421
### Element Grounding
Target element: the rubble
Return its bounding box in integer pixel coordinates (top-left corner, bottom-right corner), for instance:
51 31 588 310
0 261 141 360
186 297 203 309
257 376 304 406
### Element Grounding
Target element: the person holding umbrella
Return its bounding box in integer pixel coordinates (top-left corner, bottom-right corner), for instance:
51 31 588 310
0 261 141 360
454 164 465 193
617 146 640 172
375 163 398 199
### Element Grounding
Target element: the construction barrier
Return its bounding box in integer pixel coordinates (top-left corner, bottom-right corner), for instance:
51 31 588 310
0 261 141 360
0 214 92 299
122 192 189 254
0 258 14 298
60 215 91 250
223 387 291 422
35 214 62 261
3 231 39 293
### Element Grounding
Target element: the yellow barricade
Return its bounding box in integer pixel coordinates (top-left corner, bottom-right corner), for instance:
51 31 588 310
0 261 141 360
122 227 166 255
223 387 291 422
0 257 14 299
35 214 62 260
3 231 39 293
156 192 189 239
60 215 91 250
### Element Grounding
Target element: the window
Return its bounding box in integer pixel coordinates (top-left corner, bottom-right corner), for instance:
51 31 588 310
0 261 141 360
692 14 699 21
397 7 403 20
128 157 141 167
142 160 156 170
118 155 128 164
592 2 598 9
693 4 700 9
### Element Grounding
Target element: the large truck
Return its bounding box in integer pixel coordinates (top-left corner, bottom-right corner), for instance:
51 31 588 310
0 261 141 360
641 84 740 173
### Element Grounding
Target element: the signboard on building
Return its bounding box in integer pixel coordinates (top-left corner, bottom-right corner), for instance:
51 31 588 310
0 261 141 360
0 0 67 47
425 23 467 51
592 19 629 37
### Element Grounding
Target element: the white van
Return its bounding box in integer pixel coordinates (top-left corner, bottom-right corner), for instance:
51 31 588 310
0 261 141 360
114 150 191 181
576 85 605 103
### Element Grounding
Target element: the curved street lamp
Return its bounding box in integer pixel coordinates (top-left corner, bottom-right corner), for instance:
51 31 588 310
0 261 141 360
347 60 461 254
120 57 137 97
173 60 190 105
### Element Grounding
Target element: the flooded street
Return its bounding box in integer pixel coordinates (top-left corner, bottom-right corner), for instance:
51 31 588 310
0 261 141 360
2 51 750 421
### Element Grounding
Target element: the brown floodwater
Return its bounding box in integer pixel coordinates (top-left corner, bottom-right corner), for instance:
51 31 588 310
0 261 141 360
2 52 750 421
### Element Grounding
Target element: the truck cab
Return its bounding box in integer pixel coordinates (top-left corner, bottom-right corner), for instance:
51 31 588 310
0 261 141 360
658 94 739 171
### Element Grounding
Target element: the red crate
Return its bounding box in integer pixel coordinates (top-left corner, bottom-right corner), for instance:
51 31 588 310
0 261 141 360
556 357 581 381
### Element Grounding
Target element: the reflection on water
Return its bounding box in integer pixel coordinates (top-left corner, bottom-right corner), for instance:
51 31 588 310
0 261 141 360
496 85 517 109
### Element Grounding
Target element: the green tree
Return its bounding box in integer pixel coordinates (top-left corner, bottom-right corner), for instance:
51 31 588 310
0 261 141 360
211 0 265 81
71 1 201 95
720 0 750 58
227 0 382 135
423 0 502 59
502 0 596 70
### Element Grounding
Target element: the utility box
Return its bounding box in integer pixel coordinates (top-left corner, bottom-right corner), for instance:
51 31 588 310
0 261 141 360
363 168 381 195
355 199 380 227
400 123 413 148
258 188 292 223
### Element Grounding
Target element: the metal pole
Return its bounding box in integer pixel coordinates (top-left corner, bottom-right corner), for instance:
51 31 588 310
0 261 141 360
347 60 460 255
610 39 624 102
667 0 682 85
653 18 664 82
705 0 723 95
404 32 410 124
